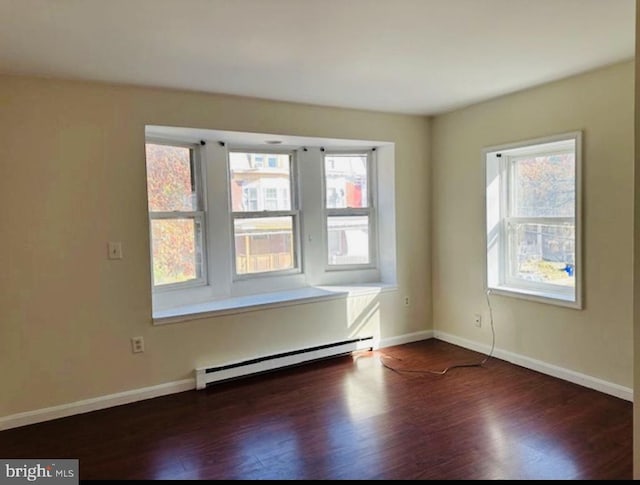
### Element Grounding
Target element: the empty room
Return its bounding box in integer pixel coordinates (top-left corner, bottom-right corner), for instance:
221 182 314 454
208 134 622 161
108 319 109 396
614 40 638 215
1 0 638 480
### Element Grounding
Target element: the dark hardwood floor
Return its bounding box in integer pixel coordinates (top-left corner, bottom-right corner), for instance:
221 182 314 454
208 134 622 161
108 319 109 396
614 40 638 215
0 340 631 480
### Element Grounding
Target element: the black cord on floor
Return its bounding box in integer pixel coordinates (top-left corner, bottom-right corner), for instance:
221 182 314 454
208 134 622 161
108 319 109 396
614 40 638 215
380 290 496 375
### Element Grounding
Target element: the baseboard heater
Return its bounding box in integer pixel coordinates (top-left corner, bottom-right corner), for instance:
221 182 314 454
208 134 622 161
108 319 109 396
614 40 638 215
195 336 374 390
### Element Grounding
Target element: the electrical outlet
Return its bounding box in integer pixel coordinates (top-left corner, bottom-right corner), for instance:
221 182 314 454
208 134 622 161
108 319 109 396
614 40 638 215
108 241 123 260
131 336 144 353
403 296 410 307
474 314 482 328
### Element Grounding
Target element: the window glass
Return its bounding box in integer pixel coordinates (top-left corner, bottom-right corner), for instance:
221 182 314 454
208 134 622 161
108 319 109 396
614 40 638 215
146 144 197 212
230 153 291 211
325 155 368 209
234 216 294 275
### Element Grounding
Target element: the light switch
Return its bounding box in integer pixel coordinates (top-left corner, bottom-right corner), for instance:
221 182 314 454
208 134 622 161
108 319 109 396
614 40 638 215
108 242 123 260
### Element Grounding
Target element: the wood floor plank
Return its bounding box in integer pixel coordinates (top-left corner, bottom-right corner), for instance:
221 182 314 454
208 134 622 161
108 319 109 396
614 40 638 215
0 340 631 480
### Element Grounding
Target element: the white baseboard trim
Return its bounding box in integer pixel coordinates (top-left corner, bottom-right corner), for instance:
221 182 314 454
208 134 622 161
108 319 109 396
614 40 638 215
434 330 633 402
0 378 196 431
377 330 434 349
3 329 628 431
0 332 435 432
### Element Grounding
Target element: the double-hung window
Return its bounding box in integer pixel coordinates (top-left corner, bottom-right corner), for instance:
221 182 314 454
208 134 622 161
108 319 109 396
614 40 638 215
145 142 206 289
324 153 375 267
485 132 582 308
145 127 396 320
229 151 299 276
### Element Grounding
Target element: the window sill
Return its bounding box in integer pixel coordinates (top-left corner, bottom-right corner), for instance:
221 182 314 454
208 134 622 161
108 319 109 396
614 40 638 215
488 285 581 309
152 283 398 325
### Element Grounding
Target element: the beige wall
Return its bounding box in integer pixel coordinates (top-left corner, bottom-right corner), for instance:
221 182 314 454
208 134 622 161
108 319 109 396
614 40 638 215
2 59 633 423
0 75 431 417
432 61 634 388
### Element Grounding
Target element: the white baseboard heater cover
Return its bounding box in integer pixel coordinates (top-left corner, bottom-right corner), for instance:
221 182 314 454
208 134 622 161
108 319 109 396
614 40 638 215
196 336 374 390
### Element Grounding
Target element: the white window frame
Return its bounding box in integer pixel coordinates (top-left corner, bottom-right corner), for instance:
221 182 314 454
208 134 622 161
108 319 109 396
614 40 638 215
228 149 302 281
322 150 377 271
242 186 258 211
484 132 582 309
145 139 207 292
145 126 397 319
264 187 279 210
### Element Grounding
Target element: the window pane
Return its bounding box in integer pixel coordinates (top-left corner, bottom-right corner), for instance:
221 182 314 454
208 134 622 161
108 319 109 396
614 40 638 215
243 187 258 211
512 153 575 217
229 153 291 212
325 155 368 209
145 144 197 212
150 218 203 286
264 188 278 210
234 216 294 275
508 222 575 287
327 216 369 265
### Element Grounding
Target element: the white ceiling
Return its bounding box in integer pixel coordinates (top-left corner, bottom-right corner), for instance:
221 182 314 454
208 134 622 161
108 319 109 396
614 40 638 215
0 0 634 115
